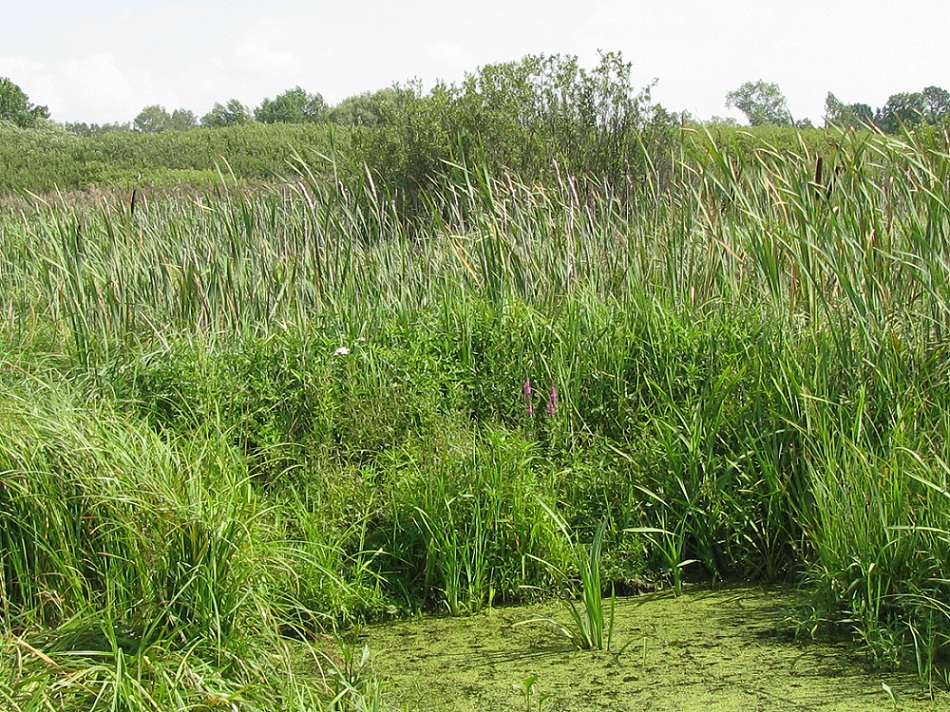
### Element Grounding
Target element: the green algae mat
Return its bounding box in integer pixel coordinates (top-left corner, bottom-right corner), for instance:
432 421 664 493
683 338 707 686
361 586 948 711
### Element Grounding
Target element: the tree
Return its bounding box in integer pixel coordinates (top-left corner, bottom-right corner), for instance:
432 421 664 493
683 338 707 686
329 92 384 126
874 92 926 133
168 108 197 131
254 87 326 124
453 52 663 179
133 105 196 133
329 88 414 126
824 92 873 128
133 105 172 133
201 99 253 128
867 87 950 133
725 80 792 126
0 77 50 128
923 86 950 124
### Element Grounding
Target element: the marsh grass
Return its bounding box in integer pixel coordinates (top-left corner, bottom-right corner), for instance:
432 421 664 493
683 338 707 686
4 124 950 705
519 501 612 650
0 378 381 710
412 493 492 616
317 638 383 712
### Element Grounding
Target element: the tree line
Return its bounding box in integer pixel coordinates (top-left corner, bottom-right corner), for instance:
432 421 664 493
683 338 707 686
721 79 950 132
16 83 444 136
3 66 949 138
0 74 410 135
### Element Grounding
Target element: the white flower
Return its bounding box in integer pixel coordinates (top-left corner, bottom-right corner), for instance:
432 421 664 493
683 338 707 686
334 346 351 356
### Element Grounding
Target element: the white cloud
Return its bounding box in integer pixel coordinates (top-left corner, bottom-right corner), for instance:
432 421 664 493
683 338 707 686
235 25 302 79
0 53 144 123
0 55 44 78
50 53 144 124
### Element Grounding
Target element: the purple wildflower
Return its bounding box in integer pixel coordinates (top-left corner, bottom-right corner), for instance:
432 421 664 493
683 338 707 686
524 379 534 417
547 385 557 416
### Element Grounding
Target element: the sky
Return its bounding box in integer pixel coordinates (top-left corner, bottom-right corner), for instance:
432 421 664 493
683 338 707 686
3 0 949 126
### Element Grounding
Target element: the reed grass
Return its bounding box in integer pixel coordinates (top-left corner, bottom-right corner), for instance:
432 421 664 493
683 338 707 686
522 501 612 650
3 125 950 705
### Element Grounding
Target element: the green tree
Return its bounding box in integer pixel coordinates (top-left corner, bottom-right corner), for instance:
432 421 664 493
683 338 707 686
168 108 197 131
134 105 197 133
133 105 172 133
350 51 675 220
874 91 926 133
0 77 50 128
725 80 792 126
329 88 413 126
824 92 873 128
923 86 950 124
705 115 740 128
201 99 253 128
254 87 326 124
454 52 664 178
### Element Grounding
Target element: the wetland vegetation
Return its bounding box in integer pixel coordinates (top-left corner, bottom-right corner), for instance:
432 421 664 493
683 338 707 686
3 53 950 710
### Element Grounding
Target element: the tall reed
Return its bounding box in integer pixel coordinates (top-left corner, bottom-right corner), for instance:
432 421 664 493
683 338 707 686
4 125 950 694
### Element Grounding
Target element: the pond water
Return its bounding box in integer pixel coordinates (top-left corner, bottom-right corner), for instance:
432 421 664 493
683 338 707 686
360 585 947 711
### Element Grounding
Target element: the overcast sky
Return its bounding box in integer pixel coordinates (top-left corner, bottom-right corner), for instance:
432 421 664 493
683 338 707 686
3 1 948 125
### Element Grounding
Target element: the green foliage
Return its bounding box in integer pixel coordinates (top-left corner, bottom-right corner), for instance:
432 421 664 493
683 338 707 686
8 73 950 705
133 104 169 133
255 86 327 124
133 104 197 133
62 120 132 136
168 107 197 130
823 85 950 134
725 80 793 126
342 52 677 220
861 85 950 134
824 92 873 128
0 76 49 128
1 52 675 203
454 51 672 183
523 504 611 650
0 379 339 709
329 87 413 126
704 115 740 128
0 121 345 191
201 98 253 127
923 85 950 123
875 91 927 133
0 121 87 191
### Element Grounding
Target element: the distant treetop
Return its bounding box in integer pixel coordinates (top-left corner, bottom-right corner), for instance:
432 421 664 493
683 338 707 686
201 99 253 128
826 86 950 132
725 81 793 127
0 77 50 128
133 105 197 133
254 87 327 124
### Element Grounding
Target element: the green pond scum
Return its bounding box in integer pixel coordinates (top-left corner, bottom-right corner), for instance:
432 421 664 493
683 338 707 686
359 586 948 711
